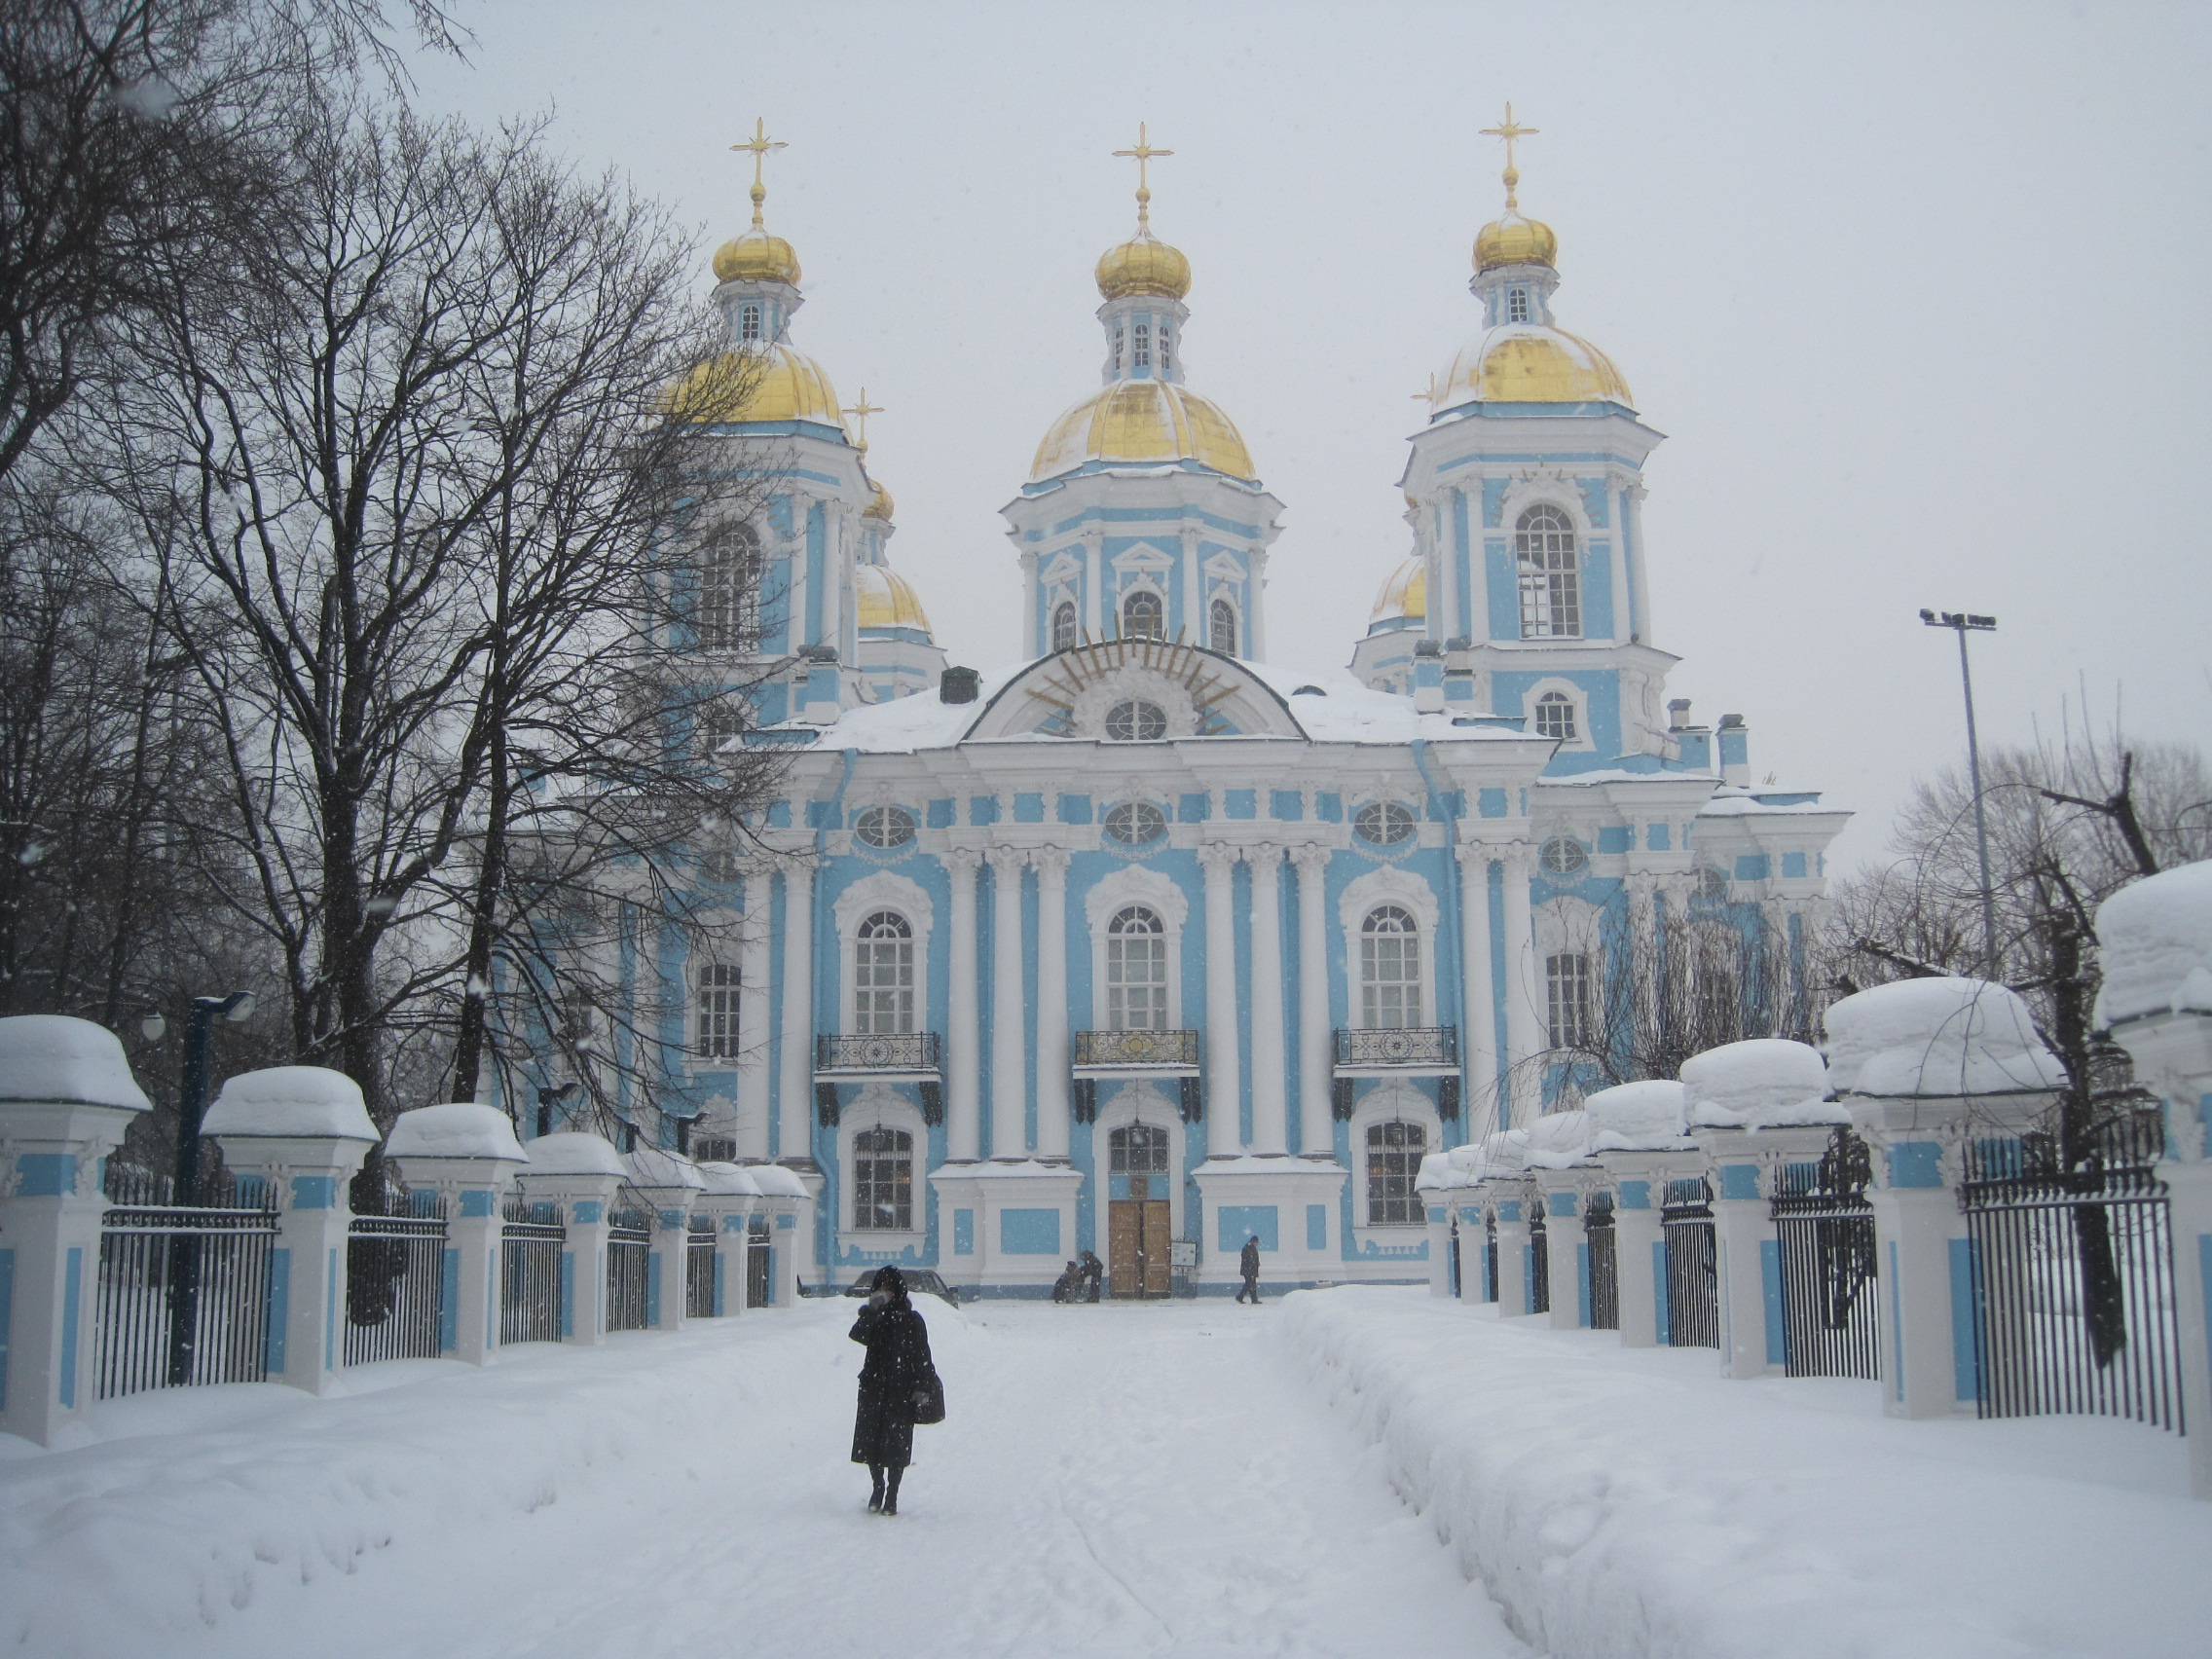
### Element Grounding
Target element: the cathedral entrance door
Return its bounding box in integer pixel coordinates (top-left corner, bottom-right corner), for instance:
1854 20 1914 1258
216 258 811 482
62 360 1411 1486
1108 1178 1172 1299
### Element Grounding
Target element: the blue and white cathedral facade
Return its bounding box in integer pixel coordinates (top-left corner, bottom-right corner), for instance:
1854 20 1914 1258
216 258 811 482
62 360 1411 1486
516 127 1848 1298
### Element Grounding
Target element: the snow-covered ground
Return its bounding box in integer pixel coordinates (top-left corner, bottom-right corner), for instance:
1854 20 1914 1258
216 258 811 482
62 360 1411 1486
0 1296 1524 1658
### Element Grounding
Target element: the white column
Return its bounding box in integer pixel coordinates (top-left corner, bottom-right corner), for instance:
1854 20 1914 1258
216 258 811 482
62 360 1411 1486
1292 844 1332 1156
1492 1191 1532 1315
1456 844 1498 1136
1499 842 1541 1128
1248 845 1288 1156
987 845 1029 1159
777 860 815 1165
944 849 982 1161
1180 530 1200 647
736 868 774 1161
1032 847 1071 1162
1082 532 1102 641
1198 843 1241 1142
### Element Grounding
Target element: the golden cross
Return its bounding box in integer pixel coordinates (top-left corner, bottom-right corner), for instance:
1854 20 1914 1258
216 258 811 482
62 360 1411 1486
1113 122 1173 232
1480 103 1537 209
1413 372 1439 403
842 388 882 452
730 117 788 229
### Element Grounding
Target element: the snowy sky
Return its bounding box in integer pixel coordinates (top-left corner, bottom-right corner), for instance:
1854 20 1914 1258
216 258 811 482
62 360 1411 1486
408 1 2212 874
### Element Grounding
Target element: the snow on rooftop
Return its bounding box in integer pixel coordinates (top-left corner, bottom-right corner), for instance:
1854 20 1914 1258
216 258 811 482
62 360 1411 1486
1695 791 1837 816
203 1066 377 1141
1824 977 2068 1098
1522 1110 1593 1169
626 1146 706 1192
516 1131 626 1178
385 1101 527 1162
696 1161 763 1198
2094 859 2212 1027
1681 1039 1842 1128
0 1014 150 1111
1584 1078 1693 1151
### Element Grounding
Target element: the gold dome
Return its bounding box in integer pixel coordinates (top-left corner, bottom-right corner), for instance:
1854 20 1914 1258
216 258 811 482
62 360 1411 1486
1029 380 1253 484
855 563 933 635
1473 209 1557 274
1371 556 1426 624
864 478 895 521
664 344 848 429
1436 325 1633 408
714 227 801 286
1096 233 1192 301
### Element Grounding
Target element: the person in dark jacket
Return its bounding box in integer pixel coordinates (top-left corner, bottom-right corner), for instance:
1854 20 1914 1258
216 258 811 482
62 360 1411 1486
1236 1234 1263 1304
849 1266 935 1515
1079 1249 1104 1303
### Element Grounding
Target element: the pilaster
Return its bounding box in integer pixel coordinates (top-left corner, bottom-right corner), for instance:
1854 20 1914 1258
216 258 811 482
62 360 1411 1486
1247 845 1288 1157
986 845 1029 1160
1033 847 1072 1161
943 848 982 1161
1198 843 1241 1140
1292 844 1332 1157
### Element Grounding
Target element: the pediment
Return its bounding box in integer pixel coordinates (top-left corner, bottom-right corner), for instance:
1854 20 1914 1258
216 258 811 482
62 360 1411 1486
962 640 1309 742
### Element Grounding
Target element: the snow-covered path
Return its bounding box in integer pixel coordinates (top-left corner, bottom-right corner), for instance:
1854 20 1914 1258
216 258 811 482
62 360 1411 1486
2 1297 1527 1658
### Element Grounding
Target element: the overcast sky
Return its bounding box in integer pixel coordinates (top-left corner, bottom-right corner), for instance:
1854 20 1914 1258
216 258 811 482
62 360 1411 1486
411 1 2210 874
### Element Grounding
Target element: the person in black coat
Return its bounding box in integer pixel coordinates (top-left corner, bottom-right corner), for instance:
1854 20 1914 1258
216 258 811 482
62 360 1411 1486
849 1266 934 1515
1236 1234 1264 1304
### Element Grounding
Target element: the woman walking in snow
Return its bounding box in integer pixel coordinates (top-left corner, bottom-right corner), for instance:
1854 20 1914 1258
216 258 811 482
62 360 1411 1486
849 1266 937 1515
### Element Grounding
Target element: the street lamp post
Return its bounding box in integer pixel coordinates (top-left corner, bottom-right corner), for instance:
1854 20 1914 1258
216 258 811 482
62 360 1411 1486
166 989 254 1387
1919 609 2001 977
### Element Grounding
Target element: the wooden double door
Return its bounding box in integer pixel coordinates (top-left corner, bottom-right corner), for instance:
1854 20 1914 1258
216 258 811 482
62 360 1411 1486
1108 1179 1171 1299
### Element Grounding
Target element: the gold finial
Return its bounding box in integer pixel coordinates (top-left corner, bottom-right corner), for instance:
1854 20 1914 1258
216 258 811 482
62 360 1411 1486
842 387 882 453
1113 121 1174 235
730 117 788 230
1480 103 1538 211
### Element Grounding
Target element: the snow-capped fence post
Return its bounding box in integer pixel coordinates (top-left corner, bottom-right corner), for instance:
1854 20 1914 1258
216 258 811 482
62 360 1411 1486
513 1132 626 1344
747 1164 812 1307
1524 1109 1597 1329
1416 1151 1466 1298
2095 859 2212 1498
1825 978 2067 1419
385 1104 528 1364
203 1067 379 1395
1582 1079 1696 1348
1488 1184 1534 1315
694 1162 763 1316
626 1147 707 1331
0 1015 151 1445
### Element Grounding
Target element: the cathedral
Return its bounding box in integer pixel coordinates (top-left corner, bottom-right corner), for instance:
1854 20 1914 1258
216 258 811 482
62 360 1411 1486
522 114 1847 1297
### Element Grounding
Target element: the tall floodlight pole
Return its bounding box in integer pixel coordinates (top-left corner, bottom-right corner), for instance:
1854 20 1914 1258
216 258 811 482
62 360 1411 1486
1920 609 2000 977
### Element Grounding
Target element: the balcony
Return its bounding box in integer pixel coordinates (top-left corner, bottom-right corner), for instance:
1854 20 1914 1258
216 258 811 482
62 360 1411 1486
1072 1028 1201 1076
814 1031 942 1081
1333 1026 1459 1076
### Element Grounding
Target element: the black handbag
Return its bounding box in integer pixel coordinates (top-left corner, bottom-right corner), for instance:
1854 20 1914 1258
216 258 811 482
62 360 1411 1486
911 1366 946 1426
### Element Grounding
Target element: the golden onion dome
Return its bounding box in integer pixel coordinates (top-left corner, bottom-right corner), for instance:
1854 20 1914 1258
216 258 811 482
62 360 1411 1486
854 563 933 635
1029 380 1253 484
1473 209 1557 274
1436 325 1633 408
714 226 801 286
664 344 848 430
864 478 894 521
1371 555 1427 625
1096 233 1192 301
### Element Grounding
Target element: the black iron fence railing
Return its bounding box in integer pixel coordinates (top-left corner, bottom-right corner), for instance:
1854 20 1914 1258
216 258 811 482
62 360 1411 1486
1771 1126 1880 1380
346 1211 447 1364
98 1200 277 1399
1073 1028 1200 1068
1586 1191 1619 1331
1333 1026 1459 1068
501 1201 566 1346
686 1222 718 1319
1662 1177 1719 1349
816 1031 942 1072
607 1211 652 1333
1528 1198 1551 1316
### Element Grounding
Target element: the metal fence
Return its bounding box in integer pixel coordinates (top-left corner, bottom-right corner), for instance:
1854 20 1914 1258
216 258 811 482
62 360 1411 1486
608 1209 652 1332
816 1032 942 1072
345 1205 447 1365
1527 1196 1551 1316
1072 1028 1200 1068
1772 1126 1882 1381
97 1170 277 1400
501 1201 566 1346
1586 1190 1619 1330
1961 1110 2183 1430
1333 1026 1459 1067
1662 1176 1719 1349
686 1219 717 1318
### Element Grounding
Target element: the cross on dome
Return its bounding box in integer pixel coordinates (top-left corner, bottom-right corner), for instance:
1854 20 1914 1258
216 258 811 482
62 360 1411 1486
1480 103 1538 210
730 117 788 230
1113 122 1174 235
843 387 883 454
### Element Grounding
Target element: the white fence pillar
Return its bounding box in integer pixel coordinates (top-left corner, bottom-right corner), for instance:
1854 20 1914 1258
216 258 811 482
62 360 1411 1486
696 1163 763 1316
1491 1186 1533 1316
387 1103 527 1364
514 1132 625 1345
1533 1174 1590 1329
1597 1150 1700 1348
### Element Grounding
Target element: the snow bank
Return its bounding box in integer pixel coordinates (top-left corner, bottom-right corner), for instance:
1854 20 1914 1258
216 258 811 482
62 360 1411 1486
516 1131 624 1178
625 1146 706 1192
749 1163 810 1198
0 1014 150 1111
1477 1128 1529 1178
1680 1038 1841 1127
1583 1079 1691 1150
1276 1286 2212 1659
1521 1110 1591 1169
1825 977 2068 1098
2095 858 2212 1026
383 1102 526 1161
203 1067 377 1141
696 1161 762 1198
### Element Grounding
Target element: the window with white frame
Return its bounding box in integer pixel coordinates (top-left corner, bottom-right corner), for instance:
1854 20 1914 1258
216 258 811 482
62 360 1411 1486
1104 800 1166 846
695 963 741 1059
1366 1121 1428 1225
853 911 914 1034
1209 598 1236 655
854 805 915 850
1360 905 1422 1028
1532 689 1578 742
852 1125 912 1231
1133 322 1151 369
739 301 762 342
1104 698 1168 741
1546 951 1595 1050
1109 1122 1170 1176
1515 504 1581 640
1507 286 1530 323
697 521 760 651
1112 325 1124 376
1106 905 1169 1029
1353 799 1417 847
1158 324 1173 377
1121 588 1164 641
1539 835 1588 877
1051 601 1077 652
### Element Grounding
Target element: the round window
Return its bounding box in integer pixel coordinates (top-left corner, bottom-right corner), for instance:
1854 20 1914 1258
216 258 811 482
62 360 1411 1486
854 805 916 850
1353 800 1417 846
1104 699 1168 742
1693 866 1730 901
1539 836 1588 876
1103 800 1166 846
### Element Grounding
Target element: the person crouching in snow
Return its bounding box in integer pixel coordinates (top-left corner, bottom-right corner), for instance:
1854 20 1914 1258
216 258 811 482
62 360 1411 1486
850 1266 936 1515
1236 1234 1263 1304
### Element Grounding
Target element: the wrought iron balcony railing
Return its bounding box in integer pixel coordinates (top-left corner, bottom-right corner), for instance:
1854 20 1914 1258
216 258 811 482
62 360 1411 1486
1333 1026 1459 1068
815 1032 942 1074
1073 1028 1201 1069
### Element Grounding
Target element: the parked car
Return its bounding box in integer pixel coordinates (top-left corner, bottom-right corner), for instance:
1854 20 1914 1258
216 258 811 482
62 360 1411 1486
841 1267 960 1308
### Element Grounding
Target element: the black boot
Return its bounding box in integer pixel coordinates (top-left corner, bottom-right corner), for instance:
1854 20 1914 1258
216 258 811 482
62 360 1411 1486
867 1464 885 1513
881 1466 903 1517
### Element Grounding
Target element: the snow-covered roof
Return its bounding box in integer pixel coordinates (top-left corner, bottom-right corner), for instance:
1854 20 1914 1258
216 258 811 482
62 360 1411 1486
2094 859 2212 1027
203 1066 378 1141
1523 1110 1593 1169
1584 1078 1694 1151
626 1146 707 1192
0 1014 150 1111
1680 1039 1842 1129
386 1102 528 1162
1824 977 2068 1098
1695 791 1840 817
518 1131 626 1178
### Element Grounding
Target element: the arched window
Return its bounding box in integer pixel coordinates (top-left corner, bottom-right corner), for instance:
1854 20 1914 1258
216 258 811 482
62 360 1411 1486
1366 1121 1427 1225
1051 602 1078 653
1112 325 1124 376
1104 699 1168 741
695 963 741 1059
1106 905 1168 1029
1121 588 1164 641
1506 286 1530 324
853 911 914 1034
1109 1123 1169 1176
852 1125 912 1231
1533 690 1578 741
1133 322 1151 370
1360 906 1421 1029
697 521 760 651
739 301 762 342
1158 324 1173 377
1546 951 1594 1050
1515 504 1580 640
1208 598 1237 655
